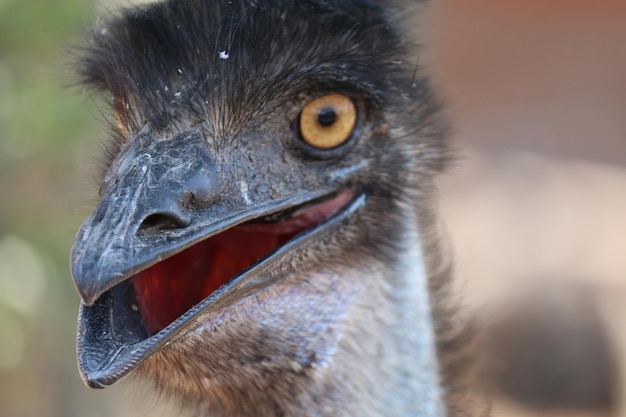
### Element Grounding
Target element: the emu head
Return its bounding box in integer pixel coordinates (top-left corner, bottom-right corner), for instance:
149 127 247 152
71 1 455 416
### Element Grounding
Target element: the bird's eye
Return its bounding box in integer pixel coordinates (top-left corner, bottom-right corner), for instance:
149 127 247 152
298 94 357 150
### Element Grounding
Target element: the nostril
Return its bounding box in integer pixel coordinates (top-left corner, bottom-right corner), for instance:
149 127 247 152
138 212 189 235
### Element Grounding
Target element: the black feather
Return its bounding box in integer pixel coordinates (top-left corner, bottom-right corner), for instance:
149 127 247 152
79 0 440 161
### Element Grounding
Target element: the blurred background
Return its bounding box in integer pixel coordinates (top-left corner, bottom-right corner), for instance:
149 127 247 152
0 0 624 416
0 0 180 415
422 1 626 416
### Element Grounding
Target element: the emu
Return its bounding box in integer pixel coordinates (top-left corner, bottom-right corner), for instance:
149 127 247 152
71 0 480 415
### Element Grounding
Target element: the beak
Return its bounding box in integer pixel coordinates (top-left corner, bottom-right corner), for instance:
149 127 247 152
71 128 365 388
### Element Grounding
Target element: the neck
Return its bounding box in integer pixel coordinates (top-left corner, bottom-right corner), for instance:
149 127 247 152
306 224 444 417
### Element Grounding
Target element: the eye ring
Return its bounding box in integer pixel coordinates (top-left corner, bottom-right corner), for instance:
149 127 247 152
298 94 357 150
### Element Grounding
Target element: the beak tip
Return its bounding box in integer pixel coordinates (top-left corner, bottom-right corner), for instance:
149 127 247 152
75 284 97 306
83 376 107 389
71 245 116 306
77 359 111 389
72 263 102 306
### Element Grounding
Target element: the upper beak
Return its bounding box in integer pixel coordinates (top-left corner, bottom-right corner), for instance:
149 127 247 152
71 127 364 387
72 128 209 306
72 128 325 305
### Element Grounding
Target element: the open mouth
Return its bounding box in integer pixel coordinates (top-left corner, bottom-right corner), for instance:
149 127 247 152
127 190 356 336
75 188 365 387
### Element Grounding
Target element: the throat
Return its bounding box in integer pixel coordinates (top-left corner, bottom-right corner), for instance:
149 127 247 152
389 228 444 417
331 226 445 416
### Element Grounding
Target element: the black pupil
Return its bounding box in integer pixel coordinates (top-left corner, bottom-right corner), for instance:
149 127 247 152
317 108 337 127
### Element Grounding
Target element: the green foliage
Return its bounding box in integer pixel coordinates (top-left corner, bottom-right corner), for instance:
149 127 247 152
0 1 146 416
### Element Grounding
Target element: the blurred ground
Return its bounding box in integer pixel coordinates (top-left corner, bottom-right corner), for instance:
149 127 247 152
0 0 624 416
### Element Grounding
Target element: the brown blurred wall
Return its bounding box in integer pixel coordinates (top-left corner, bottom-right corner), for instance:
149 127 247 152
422 1 626 416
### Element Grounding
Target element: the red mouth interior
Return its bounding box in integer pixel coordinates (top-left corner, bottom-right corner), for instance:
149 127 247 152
131 191 354 335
